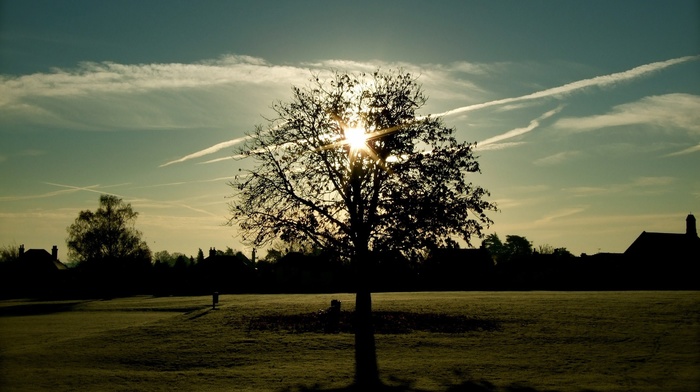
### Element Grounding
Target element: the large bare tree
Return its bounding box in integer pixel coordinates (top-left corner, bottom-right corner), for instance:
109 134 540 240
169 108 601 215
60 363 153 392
228 70 495 387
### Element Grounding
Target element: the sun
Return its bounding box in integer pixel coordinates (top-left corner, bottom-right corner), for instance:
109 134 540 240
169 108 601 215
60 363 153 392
344 126 368 152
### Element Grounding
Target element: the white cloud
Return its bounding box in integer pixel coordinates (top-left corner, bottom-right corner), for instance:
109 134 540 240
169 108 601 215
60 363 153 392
554 93 700 133
0 55 310 103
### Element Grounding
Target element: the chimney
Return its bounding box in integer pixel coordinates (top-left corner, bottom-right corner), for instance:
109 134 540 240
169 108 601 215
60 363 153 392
19 244 25 257
52 245 58 260
687 214 697 237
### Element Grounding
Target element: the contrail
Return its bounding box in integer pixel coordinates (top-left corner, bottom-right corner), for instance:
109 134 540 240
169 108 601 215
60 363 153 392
478 105 564 147
159 136 251 167
434 55 699 118
44 182 127 198
163 55 698 165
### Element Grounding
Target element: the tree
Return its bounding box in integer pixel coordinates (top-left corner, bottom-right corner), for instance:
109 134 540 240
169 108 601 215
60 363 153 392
536 243 555 255
482 233 505 262
0 243 19 264
484 233 532 265
67 194 151 271
504 235 532 259
228 70 495 386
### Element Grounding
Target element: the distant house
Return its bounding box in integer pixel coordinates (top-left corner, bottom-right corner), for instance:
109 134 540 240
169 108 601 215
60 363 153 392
18 245 68 274
1 245 71 297
624 214 700 261
623 214 699 288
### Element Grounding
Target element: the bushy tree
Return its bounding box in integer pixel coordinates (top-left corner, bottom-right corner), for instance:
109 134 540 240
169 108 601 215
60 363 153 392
504 235 532 259
67 195 151 270
482 233 505 262
228 70 495 386
483 233 533 264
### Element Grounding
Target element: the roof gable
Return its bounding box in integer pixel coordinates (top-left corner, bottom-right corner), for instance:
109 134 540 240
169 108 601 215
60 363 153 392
625 231 700 257
19 249 68 271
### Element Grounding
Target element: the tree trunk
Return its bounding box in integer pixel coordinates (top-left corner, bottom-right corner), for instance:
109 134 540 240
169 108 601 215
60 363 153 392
354 288 380 387
353 245 379 387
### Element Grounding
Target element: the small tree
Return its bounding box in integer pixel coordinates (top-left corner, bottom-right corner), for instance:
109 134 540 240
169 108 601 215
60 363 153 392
536 244 555 255
229 70 495 386
0 243 19 264
482 233 505 262
67 194 151 273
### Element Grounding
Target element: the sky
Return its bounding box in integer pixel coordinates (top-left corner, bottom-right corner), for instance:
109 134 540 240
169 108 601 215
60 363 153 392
1 0 699 260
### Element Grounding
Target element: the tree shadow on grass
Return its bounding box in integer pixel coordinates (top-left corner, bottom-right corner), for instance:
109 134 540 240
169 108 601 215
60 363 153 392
268 313 599 392
280 378 600 392
0 301 82 316
248 311 501 334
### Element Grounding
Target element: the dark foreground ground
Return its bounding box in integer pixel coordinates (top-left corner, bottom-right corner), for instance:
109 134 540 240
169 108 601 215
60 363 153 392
1 291 698 391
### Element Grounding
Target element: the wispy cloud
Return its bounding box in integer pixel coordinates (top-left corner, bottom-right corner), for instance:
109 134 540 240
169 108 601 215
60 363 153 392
533 151 582 166
553 93 700 133
564 176 676 197
0 149 46 164
0 55 307 104
534 207 587 225
46 182 221 217
0 55 315 133
664 143 700 157
0 186 91 202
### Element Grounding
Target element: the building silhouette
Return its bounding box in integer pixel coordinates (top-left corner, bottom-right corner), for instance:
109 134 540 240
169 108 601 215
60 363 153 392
623 214 699 288
18 244 68 273
625 214 699 260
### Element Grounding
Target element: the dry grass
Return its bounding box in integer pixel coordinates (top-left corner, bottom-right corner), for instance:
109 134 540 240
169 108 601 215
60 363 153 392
1 291 698 391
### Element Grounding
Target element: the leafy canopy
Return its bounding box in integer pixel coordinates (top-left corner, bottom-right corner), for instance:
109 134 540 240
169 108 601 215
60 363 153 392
66 194 151 265
229 70 495 261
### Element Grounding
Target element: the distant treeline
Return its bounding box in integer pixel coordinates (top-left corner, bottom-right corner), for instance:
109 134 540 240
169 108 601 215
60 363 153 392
0 246 696 299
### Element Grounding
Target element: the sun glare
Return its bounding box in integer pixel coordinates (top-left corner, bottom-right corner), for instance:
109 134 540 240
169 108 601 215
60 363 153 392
344 126 368 151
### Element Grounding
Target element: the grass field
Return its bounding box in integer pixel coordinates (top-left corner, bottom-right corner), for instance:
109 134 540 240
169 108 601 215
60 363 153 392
1 291 698 391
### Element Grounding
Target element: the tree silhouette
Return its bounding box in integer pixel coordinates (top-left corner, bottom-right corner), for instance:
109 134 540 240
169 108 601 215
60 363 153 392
504 235 532 259
66 195 151 283
228 70 495 387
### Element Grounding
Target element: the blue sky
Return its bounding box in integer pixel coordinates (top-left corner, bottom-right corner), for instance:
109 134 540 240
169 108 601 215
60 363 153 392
1 0 699 259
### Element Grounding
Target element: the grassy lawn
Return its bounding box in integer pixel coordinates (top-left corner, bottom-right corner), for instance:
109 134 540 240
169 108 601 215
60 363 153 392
1 291 698 391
